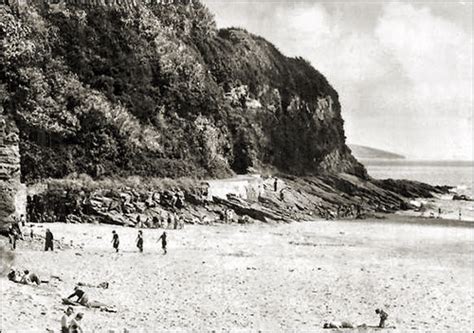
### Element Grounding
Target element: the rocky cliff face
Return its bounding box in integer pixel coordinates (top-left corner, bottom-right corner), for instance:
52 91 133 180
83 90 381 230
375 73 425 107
0 113 21 229
0 1 366 182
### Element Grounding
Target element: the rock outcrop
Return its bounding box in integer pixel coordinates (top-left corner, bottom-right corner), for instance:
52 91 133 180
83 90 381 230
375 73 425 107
26 174 450 227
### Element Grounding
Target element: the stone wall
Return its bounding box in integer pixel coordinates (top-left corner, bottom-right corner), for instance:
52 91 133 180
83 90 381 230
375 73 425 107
0 114 21 230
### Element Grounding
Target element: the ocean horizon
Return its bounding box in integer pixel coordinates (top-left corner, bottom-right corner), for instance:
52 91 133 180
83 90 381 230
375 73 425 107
362 159 473 190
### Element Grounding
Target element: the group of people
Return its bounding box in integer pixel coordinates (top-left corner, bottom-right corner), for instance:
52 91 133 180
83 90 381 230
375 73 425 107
147 211 186 230
323 308 389 329
8 223 55 252
7 269 42 285
111 230 167 254
7 214 25 250
61 307 84 333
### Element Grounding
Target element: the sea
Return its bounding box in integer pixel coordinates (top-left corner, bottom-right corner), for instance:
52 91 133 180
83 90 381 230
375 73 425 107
361 160 474 221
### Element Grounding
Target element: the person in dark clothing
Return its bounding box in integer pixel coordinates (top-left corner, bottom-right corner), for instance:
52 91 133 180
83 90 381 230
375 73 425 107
157 232 167 255
375 308 388 328
111 230 119 253
67 286 89 306
12 218 22 238
273 177 278 192
136 230 143 253
8 225 18 250
45 228 54 251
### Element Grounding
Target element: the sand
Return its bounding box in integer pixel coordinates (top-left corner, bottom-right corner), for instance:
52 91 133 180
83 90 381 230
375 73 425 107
1 216 473 332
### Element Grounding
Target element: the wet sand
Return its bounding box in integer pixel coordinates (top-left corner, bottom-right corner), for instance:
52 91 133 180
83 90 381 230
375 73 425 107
1 216 473 332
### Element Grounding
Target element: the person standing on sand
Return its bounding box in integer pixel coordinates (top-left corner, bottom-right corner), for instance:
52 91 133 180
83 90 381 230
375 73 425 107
375 308 388 328
174 214 179 229
273 177 278 192
157 231 167 254
45 228 54 251
8 225 18 250
61 306 74 333
167 213 173 230
136 230 144 253
437 207 442 219
112 230 120 253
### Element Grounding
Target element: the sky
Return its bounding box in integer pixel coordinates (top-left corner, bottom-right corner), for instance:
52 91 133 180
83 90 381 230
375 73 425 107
202 0 473 160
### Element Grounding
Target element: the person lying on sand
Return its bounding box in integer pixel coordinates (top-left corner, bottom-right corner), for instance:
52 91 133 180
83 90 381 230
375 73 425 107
68 312 84 333
323 321 355 329
7 269 42 285
19 270 41 285
77 281 109 289
7 269 20 283
67 286 89 306
61 307 74 333
375 308 389 328
64 286 110 309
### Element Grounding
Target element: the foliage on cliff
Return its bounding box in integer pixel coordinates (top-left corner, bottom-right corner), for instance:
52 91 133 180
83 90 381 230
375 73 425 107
0 1 366 182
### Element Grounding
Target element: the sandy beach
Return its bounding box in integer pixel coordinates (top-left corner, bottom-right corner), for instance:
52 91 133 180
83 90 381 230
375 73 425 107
1 216 473 332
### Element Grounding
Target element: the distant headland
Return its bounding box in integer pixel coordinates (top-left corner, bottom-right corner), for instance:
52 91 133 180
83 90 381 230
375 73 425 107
348 144 405 160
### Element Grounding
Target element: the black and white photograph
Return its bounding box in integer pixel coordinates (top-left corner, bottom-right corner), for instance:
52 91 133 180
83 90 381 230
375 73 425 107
0 0 472 331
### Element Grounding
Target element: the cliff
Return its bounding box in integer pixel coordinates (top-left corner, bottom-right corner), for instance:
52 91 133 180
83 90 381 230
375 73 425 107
0 1 366 182
0 1 451 230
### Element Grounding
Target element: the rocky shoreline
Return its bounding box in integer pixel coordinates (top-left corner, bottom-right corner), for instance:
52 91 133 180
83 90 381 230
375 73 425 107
23 173 451 228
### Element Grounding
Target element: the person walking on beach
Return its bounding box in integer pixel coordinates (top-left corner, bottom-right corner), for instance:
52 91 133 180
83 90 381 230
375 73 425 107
136 230 144 253
375 308 388 328
111 230 120 253
60 306 74 333
437 207 442 219
45 228 54 251
273 177 278 192
157 231 167 255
